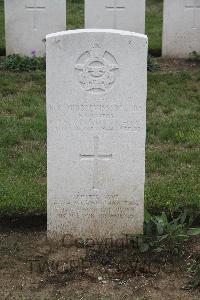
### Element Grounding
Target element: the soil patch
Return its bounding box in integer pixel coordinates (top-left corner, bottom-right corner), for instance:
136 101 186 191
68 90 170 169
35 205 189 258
0 231 199 299
157 58 200 72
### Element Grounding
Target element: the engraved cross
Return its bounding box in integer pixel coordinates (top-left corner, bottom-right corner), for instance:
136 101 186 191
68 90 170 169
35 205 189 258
80 136 112 190
105 0 126 10
105 0 126 28
185 0 200 29
25 0 46 30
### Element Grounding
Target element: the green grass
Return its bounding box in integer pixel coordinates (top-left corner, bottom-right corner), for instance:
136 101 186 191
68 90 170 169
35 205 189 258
0 0 163 54
146 0 163 54
0 71 46 214
146 68 200 212
0 0 5 51
67 0 84 29
0 65 199 215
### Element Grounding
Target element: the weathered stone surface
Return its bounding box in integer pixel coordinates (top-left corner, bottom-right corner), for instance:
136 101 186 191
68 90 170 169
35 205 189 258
85 0 145 34
47 29 147 242
4 0 66 57
163 0 200 58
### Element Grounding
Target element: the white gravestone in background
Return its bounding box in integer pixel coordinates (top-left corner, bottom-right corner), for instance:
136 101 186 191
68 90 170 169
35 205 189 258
163 0 200 57
85 0 145 34
4 0 66 57
47 29 147 241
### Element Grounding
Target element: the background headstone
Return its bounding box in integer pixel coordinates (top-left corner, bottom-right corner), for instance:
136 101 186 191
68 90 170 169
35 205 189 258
47 29 147 241
4 0 66 57
163 0 200 57
85 0 145 34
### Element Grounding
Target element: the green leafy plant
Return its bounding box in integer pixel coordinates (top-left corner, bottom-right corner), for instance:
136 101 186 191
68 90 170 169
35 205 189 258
0 54 46 71
188 51 200 61
145 211 189 254
129 210 200 255
147 54 159 72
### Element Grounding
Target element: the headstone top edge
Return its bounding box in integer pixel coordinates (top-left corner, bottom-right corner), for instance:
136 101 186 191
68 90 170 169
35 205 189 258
46 29 148 41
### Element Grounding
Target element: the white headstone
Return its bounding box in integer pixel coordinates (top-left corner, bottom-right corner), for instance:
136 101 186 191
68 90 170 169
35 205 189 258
4 0 66 57
85 0 145 34
47 29 147 242
163 0 200 58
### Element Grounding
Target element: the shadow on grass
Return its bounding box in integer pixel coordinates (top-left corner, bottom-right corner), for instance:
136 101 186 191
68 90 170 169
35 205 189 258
0 213 47 232
149 48 162 57
0 48 5 56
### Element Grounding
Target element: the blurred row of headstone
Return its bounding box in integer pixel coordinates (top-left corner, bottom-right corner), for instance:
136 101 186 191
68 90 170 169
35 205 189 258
3 0 200 58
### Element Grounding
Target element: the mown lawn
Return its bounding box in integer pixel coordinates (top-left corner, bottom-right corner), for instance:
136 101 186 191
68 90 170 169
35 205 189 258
146 66 200 213
0 0 5 51
0 63 199 215
146 0 163 53
0 0 163 53
0 71 46 214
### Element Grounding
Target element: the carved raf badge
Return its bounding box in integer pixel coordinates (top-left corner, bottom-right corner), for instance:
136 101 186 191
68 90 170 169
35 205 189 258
75 44 119 94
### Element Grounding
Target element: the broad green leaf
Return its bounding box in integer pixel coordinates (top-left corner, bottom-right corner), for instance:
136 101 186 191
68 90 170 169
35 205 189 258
187 228 200 236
